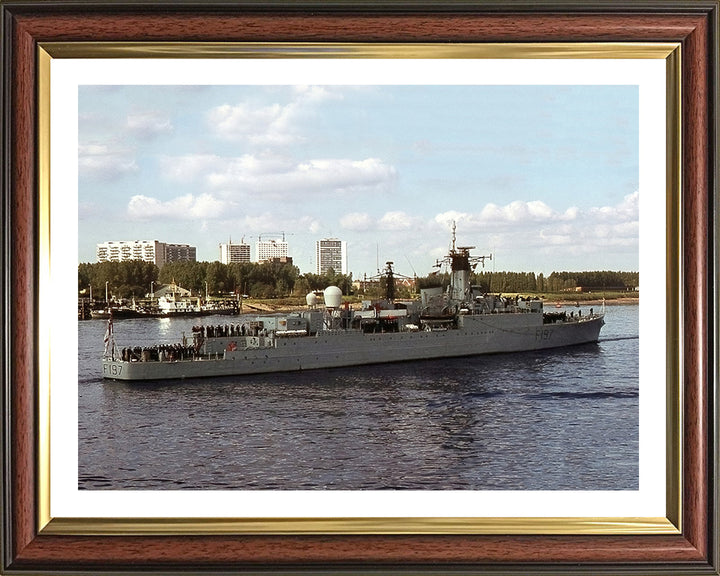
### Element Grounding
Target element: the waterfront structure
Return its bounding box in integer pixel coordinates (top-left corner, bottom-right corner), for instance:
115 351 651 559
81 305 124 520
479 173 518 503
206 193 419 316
96 240 196 267
316 238 347 275
256 239 288 263
152 283 192 298
219 240 251 264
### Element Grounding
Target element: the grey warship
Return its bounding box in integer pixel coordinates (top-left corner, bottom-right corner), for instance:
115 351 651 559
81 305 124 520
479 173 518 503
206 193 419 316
102 225 605 381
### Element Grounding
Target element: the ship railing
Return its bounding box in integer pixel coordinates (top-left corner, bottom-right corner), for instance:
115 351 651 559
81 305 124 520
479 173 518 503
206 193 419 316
274 329 308 337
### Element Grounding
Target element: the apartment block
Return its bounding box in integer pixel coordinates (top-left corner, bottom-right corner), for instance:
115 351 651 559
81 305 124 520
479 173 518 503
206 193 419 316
256 239 288 263
96 240 196 267
219 241 251 264
316 238 347 275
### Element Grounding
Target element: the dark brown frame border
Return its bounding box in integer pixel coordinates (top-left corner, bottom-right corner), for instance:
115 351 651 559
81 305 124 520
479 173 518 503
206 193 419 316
1 1 717 574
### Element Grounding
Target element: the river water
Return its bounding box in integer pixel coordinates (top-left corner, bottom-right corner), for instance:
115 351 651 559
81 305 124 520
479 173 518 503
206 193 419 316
78 305 638 490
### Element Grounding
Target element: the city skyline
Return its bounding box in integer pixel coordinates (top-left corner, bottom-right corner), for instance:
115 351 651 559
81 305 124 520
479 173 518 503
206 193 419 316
79 84 640 277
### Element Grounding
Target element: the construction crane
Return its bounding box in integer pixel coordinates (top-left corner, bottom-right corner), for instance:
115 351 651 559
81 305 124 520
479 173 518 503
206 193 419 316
257 232 294 242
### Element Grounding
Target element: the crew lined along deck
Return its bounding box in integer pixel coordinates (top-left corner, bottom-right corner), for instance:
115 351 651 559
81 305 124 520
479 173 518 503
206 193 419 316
116 322 300 363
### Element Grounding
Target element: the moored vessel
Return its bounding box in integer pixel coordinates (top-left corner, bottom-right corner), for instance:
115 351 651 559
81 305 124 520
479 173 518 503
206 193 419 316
90 297 237 319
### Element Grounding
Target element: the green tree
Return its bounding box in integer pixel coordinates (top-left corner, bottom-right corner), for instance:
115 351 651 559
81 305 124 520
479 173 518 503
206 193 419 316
78 260 159 300
206 261 230 295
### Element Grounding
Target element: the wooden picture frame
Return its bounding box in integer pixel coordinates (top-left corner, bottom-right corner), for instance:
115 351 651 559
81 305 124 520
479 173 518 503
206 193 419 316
2 1 717 573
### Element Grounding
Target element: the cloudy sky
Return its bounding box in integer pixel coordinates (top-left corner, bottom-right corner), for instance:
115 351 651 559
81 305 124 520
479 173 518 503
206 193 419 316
78 84 638 277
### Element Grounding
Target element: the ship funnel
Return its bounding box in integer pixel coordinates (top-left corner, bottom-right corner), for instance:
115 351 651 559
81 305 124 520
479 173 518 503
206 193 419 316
323 286 342 308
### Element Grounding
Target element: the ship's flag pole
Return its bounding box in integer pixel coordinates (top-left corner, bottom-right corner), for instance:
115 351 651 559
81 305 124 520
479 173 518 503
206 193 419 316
103 312 115 360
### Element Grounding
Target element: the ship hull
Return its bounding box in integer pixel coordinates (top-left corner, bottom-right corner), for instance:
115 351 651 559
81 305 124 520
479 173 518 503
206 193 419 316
102 313 604 381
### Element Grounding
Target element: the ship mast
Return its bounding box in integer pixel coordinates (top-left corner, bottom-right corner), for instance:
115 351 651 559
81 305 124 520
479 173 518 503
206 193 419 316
368 260 414 302
435 221 492 304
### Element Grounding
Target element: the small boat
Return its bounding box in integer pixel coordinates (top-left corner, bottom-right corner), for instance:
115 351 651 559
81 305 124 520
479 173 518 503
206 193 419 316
91 306 154 319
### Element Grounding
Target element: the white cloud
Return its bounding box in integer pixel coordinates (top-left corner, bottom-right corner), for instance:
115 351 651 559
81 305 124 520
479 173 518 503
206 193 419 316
292 85 345 104
378 211 421 231
79 143 138 180
340 212 373 231
589 190 639 221
78 201 100 220
127 193 229 220
166 153 396 197
160 154 225 182
233 212 284 232
479 200 554 223
126 112 173 139
436 198 586 232
562 206 580 220
538 229 573 246
207 86 345 145
433 211 466 230
207 102 297 145
288 158 396 194
431 192 639 260
339 211 421 233
450 203 582 230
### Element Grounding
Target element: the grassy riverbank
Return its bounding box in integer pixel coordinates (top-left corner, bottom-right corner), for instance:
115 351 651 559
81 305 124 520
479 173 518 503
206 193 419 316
240 291 638 313
535 292 638 306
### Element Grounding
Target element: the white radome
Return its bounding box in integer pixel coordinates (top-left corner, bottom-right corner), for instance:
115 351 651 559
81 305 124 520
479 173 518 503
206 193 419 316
323 286 343 308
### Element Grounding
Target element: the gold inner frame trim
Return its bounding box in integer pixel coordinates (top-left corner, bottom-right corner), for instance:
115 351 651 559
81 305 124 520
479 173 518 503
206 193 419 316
37 41 682 537
43 516 678 536
37 46 52 535
40 41 679 59
664 44 683 532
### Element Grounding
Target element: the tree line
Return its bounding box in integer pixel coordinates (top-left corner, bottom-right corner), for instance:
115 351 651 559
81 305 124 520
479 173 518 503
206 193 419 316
78 260 354 300
471 270 639 294
79 260 638 301
418 270 638 295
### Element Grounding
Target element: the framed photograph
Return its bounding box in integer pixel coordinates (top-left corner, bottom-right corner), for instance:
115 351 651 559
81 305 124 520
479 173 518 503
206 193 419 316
2 1 717 574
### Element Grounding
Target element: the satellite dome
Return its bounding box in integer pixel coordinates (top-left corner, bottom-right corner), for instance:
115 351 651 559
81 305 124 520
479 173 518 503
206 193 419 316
323 286 343 308
306 292 317 306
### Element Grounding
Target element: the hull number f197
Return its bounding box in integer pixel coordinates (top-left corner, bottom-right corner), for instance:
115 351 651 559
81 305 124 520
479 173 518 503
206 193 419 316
103 363 123 377
535 328 553 342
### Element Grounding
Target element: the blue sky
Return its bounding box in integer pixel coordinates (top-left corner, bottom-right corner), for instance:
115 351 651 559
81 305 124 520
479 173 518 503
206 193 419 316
78 84 639 277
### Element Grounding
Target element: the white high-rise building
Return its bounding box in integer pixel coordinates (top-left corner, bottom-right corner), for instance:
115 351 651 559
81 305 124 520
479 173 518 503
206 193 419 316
219 241 251 264
256 239 288 263
96 240 196 267
316 238 347 275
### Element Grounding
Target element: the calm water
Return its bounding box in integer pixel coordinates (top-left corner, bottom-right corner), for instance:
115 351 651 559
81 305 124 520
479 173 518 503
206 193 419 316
78 305 638 490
